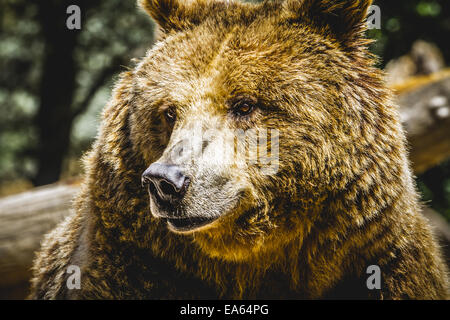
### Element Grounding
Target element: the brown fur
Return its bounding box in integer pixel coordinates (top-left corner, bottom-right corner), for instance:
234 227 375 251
30 0 448 299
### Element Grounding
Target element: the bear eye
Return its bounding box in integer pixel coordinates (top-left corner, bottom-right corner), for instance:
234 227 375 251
232 100 256 117
164 107 176 124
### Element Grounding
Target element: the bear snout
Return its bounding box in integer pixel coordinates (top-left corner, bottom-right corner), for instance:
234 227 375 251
142 163 190 213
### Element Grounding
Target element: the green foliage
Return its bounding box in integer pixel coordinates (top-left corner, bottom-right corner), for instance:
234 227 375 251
369 0 450 67
417 161 450 221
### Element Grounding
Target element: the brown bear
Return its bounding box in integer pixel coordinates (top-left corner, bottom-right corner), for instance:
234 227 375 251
30 0 448 299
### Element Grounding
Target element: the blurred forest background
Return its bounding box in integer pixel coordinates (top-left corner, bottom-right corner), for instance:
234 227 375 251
0 0 450 220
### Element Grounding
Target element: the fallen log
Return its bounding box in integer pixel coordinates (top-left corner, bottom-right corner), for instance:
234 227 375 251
0 183 79 299
395 69 450 174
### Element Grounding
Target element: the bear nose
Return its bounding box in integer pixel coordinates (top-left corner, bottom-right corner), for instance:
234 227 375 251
142 163 190 204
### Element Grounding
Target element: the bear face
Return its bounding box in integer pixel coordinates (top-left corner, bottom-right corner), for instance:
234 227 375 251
130 0 391 261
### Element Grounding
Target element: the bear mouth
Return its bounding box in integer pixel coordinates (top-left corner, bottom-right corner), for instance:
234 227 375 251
166 216 218 232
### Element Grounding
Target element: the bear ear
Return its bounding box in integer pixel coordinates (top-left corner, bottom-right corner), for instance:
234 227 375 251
138 0 211 33
282 0 373 45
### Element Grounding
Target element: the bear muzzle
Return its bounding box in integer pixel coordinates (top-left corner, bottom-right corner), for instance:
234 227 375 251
142 162 219 232
142 162 190 203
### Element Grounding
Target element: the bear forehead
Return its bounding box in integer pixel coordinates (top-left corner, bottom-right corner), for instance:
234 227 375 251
134 18 344 110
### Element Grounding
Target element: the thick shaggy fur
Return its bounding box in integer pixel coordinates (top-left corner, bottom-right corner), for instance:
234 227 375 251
30 0 448 299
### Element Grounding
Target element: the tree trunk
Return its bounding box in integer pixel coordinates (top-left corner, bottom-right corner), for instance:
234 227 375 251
33 1 80 186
